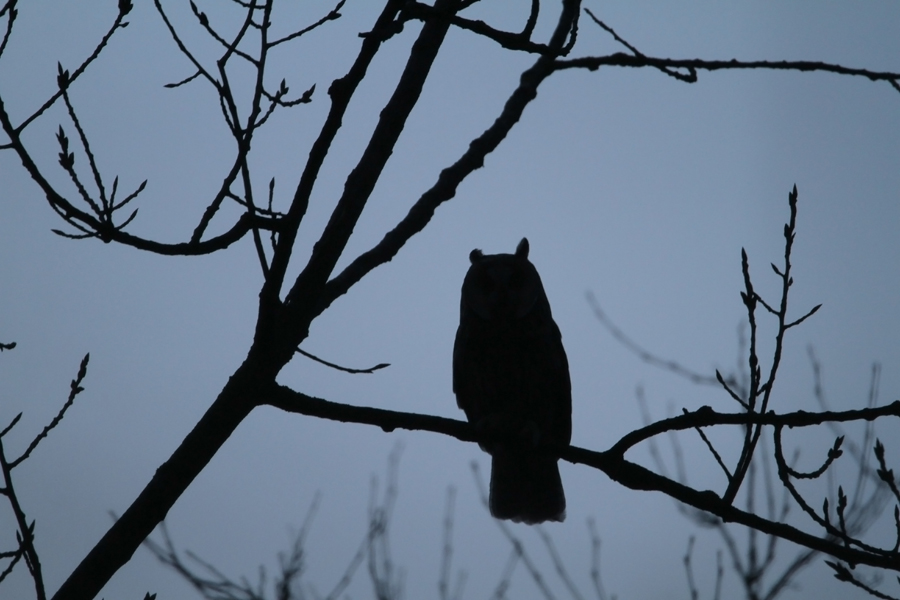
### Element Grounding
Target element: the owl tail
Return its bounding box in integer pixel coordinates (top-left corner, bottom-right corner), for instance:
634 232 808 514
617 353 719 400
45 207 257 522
489 446 566 524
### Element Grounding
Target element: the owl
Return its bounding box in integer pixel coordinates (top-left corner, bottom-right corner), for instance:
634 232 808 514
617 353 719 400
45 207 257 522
453 238 572 524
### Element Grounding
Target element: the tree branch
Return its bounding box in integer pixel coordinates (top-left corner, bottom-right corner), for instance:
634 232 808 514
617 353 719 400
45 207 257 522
609 401 900 457
315 0 581 318
555 54 900 93
263 383 900 572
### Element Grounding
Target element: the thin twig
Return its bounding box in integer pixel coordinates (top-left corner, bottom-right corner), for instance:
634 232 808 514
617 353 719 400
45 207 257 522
826 561 900 600
296 347 389 374
15 2 132 133
12 353 89 468
537 525 585 600
587 292 718 386
269 0 345 48
470 462 557 600
683 536 699 600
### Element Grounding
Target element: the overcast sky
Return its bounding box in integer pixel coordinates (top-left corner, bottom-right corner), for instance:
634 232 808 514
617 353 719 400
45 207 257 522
2 2 899 599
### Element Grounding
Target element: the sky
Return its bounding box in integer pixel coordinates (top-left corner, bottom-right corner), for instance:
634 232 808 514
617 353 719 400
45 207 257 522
1 1 899 599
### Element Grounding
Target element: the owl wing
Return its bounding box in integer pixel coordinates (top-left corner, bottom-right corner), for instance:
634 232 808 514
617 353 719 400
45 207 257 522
452 312 480 419
454 304 572 523
515 314 572 447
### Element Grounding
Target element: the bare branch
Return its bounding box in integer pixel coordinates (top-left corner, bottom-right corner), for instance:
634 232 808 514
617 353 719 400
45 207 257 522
60 83 108 213
438 486 466 600
1 437 46 599
315 1 581 317
587 518 615 600
584 9 696 83
0 413 22 438
188 0 258 66
536 525 585 600
269 0 345 48
726 186 801 506
715 370 749 410
11 353 89 468
163 70 202 89
683 536 700 600
826 561 900 600
609 401 900 457
153 0 220 91
260 0 410 300
296 347 389 374
14 2 132 134
403 1 561 56
783 436 844 480
587 291 718 386
282 0 470 317
685 407 732 481
785 303 822 329
555 54 900 93
0 0 19 61
470 462 557 600
0 87 277 254
264 383 900 571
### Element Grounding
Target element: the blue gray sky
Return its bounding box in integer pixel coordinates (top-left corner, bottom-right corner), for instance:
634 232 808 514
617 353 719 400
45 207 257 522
1 2 899 598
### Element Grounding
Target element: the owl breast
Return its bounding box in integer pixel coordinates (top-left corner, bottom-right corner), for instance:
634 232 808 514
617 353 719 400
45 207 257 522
454 310 570 442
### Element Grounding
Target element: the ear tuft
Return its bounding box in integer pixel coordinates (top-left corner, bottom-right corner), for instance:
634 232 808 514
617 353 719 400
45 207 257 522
469 249 484 263
515 237 529 259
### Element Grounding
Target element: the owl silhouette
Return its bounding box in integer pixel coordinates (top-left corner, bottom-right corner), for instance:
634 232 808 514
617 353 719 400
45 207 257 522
453 238 572 524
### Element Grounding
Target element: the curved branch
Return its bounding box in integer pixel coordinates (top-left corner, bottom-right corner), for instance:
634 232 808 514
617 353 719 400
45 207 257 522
104 212 278 255
0 68 276 256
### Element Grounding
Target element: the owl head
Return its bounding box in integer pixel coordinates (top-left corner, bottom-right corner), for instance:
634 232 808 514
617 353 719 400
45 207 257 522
461 238 548 322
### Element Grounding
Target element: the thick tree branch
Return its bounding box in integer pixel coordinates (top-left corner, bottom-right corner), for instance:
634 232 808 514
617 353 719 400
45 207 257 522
261 0 407 301
318 49 557 316
316 0 581 317
51 362 258 600
266 384 473 441
281 0 460 314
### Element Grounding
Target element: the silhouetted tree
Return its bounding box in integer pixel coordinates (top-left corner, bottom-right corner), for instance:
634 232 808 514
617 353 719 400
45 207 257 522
2 1 900 599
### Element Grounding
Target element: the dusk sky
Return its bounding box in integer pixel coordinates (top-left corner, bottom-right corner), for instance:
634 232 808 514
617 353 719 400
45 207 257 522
2 2 899 599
